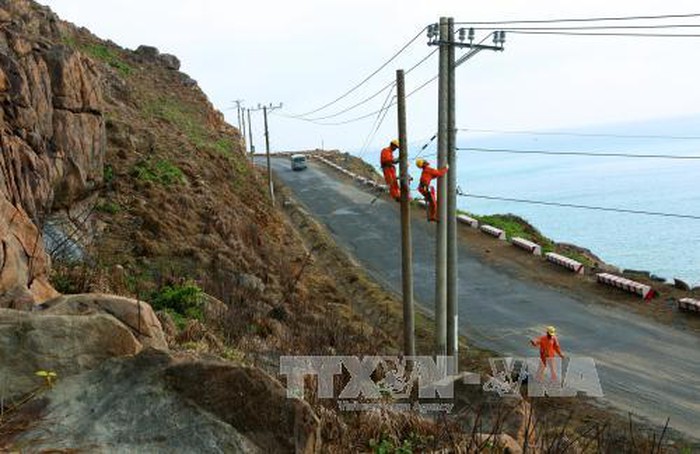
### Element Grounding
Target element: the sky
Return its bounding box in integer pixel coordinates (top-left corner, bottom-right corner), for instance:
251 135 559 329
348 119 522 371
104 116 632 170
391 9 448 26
39 1 700 156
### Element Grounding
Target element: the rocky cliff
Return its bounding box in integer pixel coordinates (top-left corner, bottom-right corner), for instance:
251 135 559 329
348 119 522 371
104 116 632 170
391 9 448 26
0 0 105 305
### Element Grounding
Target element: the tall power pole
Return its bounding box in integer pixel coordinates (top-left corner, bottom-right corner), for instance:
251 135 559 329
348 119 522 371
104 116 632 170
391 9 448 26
232 99 244 131
396 69 414 357
252 102 283 206
435 16 449 355
241 107 248 152
263 106 274 206
428 20 506 360
446 17 459 365
247 109 255 154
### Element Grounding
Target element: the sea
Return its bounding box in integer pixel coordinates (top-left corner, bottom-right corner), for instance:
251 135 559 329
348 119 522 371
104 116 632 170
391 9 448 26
367 115 700 286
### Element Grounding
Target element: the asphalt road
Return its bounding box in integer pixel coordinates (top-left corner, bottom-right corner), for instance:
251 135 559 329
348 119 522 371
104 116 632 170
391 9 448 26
267 157 700 438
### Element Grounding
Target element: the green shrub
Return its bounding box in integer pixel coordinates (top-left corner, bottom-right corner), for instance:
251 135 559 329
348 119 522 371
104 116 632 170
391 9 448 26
150 280 204 326
82 43 132 76
96 200 121 215
132 159 185 185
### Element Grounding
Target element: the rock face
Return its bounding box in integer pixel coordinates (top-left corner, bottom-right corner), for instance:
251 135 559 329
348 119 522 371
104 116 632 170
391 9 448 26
39 293 168 350
13 349 320 453
0 0 106 304
0 308 141 400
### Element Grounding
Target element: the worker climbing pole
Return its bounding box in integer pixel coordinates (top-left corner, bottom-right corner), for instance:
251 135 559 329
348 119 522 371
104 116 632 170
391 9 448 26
380 139 401 201
416 159 449 222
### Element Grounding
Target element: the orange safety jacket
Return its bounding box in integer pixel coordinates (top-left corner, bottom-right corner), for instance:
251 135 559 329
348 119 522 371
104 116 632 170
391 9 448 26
418 165 448 188
380 147 397 168
534 334 563 359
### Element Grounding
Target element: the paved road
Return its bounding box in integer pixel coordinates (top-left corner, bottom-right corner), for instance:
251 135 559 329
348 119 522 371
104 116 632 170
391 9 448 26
268 157 700 438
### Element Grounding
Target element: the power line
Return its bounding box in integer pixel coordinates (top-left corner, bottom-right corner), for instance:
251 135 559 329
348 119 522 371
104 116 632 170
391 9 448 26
358 86 395 158
475 24 700 31
291 26 426 118
455 12 700 26
457 147 700 160
509 30 700 38
456 190 700 220
458 128 700 141
303 49 438 122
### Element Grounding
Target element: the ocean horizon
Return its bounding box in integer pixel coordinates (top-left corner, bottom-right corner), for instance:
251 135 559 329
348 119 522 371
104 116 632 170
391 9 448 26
360 115 700 286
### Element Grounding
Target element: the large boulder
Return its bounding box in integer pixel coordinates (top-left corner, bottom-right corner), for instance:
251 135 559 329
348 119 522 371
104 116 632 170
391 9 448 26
39 293 168 350
0 308 141 400
12 349 320 453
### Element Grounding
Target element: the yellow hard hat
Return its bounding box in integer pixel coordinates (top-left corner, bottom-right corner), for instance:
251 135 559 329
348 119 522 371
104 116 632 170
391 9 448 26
546 326 556 335
415 159 426 168
390 139 400 148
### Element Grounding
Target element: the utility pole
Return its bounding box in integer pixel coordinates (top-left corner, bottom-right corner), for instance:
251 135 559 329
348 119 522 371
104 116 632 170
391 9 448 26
247 109 255 154
446 17 458 366
427 20 506 361
396 69 414 357
232 99 244 131
241 106 248 153
251 102 283 206
435 16 449 356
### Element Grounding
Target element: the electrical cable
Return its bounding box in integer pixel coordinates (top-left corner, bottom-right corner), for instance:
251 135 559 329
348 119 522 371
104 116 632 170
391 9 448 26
456 190 700 220
457 147 700 160
357 86 395 158
303 48 438 122
458 128 700 141
455 12 700 26
468 24 700 31
509 30 700 38
290 26 426 118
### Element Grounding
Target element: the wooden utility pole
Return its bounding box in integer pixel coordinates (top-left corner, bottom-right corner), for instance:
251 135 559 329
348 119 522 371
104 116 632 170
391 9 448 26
396 69 415 357
435 16 449 355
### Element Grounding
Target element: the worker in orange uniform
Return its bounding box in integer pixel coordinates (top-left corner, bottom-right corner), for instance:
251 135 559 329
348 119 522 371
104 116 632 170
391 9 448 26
380 139 401 201
416 159 448 222
530 326 565 382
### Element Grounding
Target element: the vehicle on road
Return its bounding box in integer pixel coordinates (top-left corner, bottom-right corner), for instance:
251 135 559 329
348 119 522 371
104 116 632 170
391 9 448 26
291 154 307 171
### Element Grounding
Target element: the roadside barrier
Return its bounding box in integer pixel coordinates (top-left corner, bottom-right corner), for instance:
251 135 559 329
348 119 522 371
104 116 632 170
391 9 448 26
480 225 507 240
596 273 655 300
511 237 542 256
545 252 585 274
457 214 479 229
678 298 700 313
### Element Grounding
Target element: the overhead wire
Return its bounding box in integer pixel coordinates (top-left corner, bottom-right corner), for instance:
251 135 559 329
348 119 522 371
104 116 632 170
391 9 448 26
458 128 700 141
454 12 700 26
303 48 438 122
290 26 427 118
357 85 396 158
470 24 700 31
457 147 700 160
456 190 700 221
508 30 700 38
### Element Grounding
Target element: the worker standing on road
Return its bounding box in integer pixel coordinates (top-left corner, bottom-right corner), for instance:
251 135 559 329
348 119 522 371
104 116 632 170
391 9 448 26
380 139 401 201
416 159 448 222
530 326 565 383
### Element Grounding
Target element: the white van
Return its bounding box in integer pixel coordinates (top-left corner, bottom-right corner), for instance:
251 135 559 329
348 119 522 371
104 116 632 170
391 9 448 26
291 154 307 171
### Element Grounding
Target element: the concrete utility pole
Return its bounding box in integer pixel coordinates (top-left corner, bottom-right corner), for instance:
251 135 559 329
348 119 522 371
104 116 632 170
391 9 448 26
232 99 244 131
252 102 283 206
396 69 415 357
241 107 248 153
435 16 449 355
247 109 255 154
428 18 506 363
446 17 458 365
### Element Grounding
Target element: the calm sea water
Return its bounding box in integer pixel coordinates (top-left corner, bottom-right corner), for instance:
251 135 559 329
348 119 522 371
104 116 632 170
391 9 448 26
365 117 700 286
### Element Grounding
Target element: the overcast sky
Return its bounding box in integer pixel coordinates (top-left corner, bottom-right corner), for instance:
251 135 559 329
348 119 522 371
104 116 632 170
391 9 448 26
39 1 700 155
